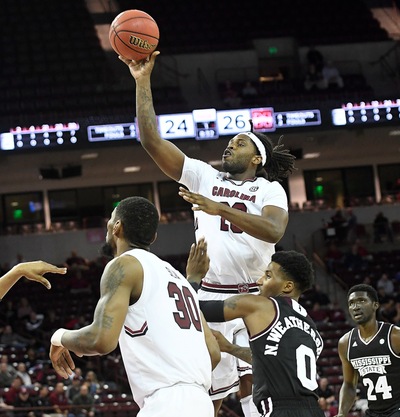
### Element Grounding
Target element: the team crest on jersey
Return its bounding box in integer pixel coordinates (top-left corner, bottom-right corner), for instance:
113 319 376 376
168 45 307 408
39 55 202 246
249 186 259 192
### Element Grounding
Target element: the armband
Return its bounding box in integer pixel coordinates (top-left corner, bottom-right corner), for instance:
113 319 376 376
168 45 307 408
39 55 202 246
199 300 225 322
51 328 67 347
188 281 200 292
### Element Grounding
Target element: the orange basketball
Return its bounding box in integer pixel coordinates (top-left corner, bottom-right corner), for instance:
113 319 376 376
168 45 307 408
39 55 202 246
109 9 159 61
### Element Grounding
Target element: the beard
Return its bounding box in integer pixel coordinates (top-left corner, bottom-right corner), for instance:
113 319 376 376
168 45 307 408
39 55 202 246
222 159 247 175
100 242 114 259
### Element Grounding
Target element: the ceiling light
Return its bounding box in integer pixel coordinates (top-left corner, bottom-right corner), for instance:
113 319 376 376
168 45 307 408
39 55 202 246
303 152 321 159
123 166 141 173
81 153 98 160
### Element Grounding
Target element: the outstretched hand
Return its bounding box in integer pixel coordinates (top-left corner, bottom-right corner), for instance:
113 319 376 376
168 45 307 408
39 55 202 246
14 261 67 289
118 51 160 81
186 237 209 284
178 187 221 215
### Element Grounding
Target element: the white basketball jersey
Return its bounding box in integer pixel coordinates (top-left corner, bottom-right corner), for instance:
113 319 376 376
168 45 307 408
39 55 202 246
118 249 212 408
180 157 288 286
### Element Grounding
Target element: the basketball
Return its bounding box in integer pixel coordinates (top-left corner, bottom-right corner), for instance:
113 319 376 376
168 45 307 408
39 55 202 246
109 9 159 61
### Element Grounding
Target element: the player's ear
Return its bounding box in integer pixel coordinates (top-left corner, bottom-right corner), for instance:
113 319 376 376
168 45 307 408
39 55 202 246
150 232 157 244
282 280 294 294
252 155 262 166
113 220 122 237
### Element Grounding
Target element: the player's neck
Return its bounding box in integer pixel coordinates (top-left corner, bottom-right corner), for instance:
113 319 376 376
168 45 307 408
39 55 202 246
358 320 379 342
226 172 257 182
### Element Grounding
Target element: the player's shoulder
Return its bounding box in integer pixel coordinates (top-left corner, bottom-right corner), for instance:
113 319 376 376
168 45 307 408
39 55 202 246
185 155 216 172
338 328 352 345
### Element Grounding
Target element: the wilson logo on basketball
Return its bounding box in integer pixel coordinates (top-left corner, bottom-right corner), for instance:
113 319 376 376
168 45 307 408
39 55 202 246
129 36 157 51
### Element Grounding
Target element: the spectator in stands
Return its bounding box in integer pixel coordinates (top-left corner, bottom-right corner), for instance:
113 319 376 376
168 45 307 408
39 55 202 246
69 384 95 417
3 376 24 405
376 272 395 297
65 251 88 270
308 302 330 323
221 80 242 108
34 362 61 387
15 363 33 388
316 377 336 416
41 309 63 339
304 63 326 91
13 386 35 417
321 61 344 89
66 376 82 403
306 45 325 74
307 284 332 308
324 242 344 273
25 310 45 337
373 211 394 243
343 244 367 271
379 296 397 323
83 371 100 396
2 300 16 323
353 239 373 263
330 208 348 243
33 384 52 417
345 209 358 243
0 324 33 348
241 81 258 100
0 362 15 388
49 381 69 416
68 269 91 295
16 297 33 321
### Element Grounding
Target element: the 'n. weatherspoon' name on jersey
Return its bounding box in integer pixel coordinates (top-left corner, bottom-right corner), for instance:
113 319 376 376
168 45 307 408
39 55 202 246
264 314 323 356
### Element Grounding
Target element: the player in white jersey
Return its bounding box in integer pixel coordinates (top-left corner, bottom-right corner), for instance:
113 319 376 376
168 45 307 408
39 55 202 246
49 197 220 417
121 51 296 417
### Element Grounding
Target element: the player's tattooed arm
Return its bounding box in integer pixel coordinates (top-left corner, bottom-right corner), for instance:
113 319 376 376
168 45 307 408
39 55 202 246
211 330 252 365
59 256 137 355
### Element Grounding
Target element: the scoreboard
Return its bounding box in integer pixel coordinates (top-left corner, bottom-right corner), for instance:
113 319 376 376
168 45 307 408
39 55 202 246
0 97 398 152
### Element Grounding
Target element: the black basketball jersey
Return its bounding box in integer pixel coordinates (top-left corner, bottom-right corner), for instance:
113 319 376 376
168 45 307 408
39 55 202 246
250 296 324 412
347 322 400 412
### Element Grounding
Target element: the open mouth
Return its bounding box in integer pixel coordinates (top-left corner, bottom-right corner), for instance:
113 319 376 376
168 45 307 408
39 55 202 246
223 150 232 159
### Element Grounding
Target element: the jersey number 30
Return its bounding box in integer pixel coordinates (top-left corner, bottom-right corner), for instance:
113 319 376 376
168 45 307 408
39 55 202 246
168 282 202 331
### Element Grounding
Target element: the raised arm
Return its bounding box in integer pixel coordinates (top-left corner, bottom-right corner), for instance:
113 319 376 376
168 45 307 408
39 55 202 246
50 255 143 378
0 261 67 299
179 187 288 243
335 333 358 417
120 52 185 181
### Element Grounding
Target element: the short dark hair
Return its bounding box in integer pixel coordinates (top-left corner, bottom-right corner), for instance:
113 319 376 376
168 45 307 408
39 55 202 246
347 284 379 303
271 250 314 292
115 197 159 247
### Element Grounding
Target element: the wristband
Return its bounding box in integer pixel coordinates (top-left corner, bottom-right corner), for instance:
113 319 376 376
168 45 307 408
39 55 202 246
51 328 67 347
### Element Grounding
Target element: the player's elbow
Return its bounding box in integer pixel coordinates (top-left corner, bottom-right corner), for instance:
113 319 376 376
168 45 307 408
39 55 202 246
211 348 221 370
91 337 118 355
